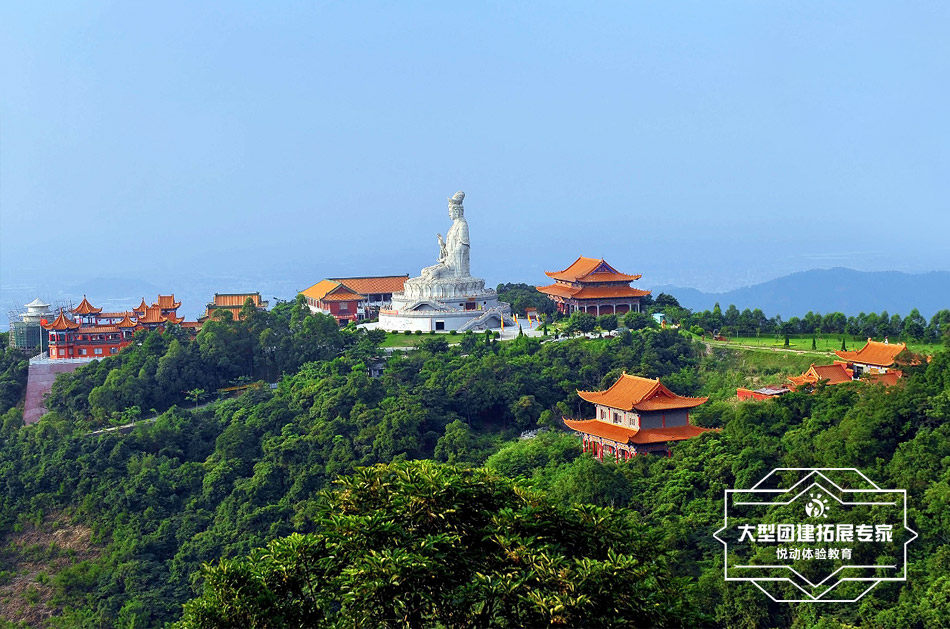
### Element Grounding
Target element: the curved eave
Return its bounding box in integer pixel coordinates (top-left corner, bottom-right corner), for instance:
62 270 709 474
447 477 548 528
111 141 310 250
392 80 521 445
632 396 709 411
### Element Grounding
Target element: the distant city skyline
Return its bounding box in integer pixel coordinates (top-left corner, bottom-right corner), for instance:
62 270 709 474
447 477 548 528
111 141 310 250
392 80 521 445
2 3 948 309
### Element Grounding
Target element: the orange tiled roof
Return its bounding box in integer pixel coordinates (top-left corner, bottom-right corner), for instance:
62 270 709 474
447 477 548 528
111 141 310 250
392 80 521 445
137 305 166 324
301 280 365 302
536 283 578 298
569 285 652 299
180 321 203 329
537 284 652 300
301 279 342 301
320 291 363 302
133 298 148 314
563 418 712 444
835 339 907 367
788 363 853 388
115 313 137 327
79 325 119 334
577 373 708 411
332 275 409 295
865 371 901 386
211 293 267 308
164 314 184 324
43 310 80 331
544 257 642 283
72 296 102 315
155 294 181 310
97 311 130 319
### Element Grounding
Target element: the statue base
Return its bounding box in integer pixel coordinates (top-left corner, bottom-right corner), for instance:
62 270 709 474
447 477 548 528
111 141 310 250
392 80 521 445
379 282 515 333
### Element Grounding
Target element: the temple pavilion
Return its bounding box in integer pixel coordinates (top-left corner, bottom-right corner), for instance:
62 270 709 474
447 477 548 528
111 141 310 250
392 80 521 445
537 256 651 316
564 373 711 459
835 339 907 377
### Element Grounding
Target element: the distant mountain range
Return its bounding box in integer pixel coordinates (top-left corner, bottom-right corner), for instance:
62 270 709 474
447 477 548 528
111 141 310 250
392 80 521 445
647 268 950 319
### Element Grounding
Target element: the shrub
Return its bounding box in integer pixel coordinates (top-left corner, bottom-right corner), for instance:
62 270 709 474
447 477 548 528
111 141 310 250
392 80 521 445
403 330 412 336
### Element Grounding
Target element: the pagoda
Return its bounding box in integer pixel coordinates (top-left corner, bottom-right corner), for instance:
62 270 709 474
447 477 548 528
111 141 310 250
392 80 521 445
537 257 651 316
564 373 711 459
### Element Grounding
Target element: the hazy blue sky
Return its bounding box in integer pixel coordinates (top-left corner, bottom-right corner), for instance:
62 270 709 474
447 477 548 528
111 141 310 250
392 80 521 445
2 2 948 315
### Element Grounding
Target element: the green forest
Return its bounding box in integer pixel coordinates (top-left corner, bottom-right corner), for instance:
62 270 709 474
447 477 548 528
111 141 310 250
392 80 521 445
0 295 948 628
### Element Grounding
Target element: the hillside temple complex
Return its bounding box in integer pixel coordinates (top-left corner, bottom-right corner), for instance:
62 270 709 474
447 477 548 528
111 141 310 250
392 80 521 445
564 373 711 458
378 191 514 332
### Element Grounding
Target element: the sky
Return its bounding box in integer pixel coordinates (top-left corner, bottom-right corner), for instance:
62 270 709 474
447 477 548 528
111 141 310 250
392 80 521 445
2 2 949 320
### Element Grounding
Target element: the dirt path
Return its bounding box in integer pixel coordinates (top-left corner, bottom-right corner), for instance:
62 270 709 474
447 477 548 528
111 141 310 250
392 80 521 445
707 340 832 357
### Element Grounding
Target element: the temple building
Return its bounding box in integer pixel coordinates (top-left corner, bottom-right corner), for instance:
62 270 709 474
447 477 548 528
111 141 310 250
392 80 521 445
835 339 907 377
301 280 366 325
787 363 853 389
300 276 410 325
564 373 711 459
43 294 190 360
201 293 270 322
330 276 409 309
537 257 651 316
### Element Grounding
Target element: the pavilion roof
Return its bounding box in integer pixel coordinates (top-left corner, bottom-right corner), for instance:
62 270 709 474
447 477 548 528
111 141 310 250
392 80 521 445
332 275 409 295
301 280 365 302
43 310 80 331
537 284 651 300
72 295 102 315
865 371 902 386
210 293 268 308
116 313 138 328
164 314 184 324
563 419 712 444
787 363 853 388
78 325 119 334
835 339 907 367
137 305 167 324
133 298 149 314
155 294 181 310
577 373 708 412
544 256 642 283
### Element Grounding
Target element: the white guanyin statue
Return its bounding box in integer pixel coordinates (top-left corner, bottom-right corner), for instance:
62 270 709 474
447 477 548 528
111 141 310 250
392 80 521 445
381 190 514 331
398 190 489 301
420 191 471 280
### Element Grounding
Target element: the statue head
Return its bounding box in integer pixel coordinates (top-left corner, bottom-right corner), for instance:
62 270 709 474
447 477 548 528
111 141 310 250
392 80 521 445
447 191 465 219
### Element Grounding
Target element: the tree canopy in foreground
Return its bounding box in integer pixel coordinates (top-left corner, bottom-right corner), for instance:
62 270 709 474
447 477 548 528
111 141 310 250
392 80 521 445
175 460 695 628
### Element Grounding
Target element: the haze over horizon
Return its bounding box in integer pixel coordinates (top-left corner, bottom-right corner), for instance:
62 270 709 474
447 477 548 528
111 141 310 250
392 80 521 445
3 3 949 309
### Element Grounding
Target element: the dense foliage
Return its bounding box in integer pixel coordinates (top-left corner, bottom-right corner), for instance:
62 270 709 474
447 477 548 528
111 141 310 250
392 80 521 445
44 297 348 425
676 303 950 343
176 461 694 628
0 302 948 628
0 333 29 424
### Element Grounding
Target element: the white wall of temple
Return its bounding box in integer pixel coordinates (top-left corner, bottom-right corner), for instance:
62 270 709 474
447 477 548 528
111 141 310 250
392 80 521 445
596 405 639 428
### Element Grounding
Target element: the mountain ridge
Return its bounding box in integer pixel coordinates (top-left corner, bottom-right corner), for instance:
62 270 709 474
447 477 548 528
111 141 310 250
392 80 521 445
645 268 950 319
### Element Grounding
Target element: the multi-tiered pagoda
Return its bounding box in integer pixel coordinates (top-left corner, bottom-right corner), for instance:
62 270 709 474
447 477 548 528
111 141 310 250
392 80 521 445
564 373 711 459
537 256 651 316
